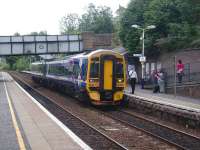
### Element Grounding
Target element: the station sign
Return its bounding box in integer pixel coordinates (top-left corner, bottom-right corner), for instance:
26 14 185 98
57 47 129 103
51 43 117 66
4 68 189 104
133 54 142 57
139 56 146 62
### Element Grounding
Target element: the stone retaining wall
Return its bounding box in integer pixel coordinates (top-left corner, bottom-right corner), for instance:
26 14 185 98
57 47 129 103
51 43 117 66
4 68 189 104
166 83 200 99
126 94 200 128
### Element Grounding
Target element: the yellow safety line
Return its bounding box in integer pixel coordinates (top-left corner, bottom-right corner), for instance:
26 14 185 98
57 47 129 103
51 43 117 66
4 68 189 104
3 73 26 150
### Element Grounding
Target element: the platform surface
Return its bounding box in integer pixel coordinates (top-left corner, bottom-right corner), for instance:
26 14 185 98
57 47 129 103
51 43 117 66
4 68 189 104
0 73 19 150
0 72 91 150
125 85 200 113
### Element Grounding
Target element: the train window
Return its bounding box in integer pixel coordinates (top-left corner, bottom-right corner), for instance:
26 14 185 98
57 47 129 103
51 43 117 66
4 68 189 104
63 67 69 76
49 64 64 76
116 63 124 78
90 62 99 78
39 64 43 73
64 60 73 76
57 66 64 76
91 57 99 61
31 64 44 74
116 58 123 62
49 65 54 75
73 64 81 79
81 59 88 81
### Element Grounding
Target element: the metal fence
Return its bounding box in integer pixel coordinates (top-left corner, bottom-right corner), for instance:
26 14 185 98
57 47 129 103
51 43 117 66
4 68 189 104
143 61 200 87
163 61 200 86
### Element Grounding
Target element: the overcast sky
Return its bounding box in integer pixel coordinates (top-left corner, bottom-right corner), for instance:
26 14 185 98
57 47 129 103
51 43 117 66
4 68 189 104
0 0 129 36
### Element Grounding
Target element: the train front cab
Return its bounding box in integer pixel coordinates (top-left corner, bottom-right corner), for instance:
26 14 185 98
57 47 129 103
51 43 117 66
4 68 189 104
87 51 126 105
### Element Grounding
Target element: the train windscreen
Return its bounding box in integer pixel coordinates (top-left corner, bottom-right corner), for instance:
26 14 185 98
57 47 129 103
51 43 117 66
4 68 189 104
116 62 124 78
90 62 99 78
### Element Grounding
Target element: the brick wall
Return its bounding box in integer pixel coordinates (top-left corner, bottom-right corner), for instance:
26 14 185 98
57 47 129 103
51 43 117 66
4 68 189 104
81 32 95 51
141 49 200 98
81 32 113 51
95 33 113 49
158 49 200 72
143 49 200 78
158 49 200 98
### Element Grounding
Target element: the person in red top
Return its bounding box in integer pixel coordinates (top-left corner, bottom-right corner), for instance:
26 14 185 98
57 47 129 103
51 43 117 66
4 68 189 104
177 59 184 83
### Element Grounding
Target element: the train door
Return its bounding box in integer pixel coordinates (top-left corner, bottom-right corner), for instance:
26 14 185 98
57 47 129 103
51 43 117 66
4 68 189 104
103 60 113 90
100 55 116 91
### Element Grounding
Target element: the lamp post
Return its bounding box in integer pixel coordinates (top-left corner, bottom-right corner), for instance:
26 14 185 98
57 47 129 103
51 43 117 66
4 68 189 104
131 25 156 89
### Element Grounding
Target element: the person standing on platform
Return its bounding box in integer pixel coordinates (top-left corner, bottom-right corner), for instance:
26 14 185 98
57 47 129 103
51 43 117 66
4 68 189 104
129 68 137 94
152 70 159 93
157 69 165 93
177 59 184 83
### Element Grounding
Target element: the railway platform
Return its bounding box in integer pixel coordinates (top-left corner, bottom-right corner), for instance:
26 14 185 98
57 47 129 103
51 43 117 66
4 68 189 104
0 72 91 150
125 85 200 123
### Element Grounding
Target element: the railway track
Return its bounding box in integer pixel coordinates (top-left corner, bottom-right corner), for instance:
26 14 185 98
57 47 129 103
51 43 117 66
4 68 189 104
11 72 200 150
11 73 127 150
102 109 200 150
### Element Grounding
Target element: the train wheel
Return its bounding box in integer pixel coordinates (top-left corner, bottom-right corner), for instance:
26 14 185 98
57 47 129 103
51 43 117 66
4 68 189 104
78 91 91 106
84 94 92 106
120 95 129 107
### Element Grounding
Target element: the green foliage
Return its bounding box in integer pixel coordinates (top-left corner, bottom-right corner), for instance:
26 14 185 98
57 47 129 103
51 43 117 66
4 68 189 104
60 3 114 34
15 57 30 71
0 62 9 70
79 3 113 33
38 31 47 35
112 6 126 46
118 0 200 55
6 56 18 70
145 0 199 37
60 13 80 34
118 0 152 54
30 31 47 35
5 56 31 71
14 32 20 36
190 38 200 48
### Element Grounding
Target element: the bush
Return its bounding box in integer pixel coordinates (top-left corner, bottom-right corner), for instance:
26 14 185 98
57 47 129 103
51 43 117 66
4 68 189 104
15 58 30 71
0 62 10 70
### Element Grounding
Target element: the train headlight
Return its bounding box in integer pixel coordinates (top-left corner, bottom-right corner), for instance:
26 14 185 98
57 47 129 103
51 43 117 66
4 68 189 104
89 79 99 83
117 79 123 83
90 79 94 82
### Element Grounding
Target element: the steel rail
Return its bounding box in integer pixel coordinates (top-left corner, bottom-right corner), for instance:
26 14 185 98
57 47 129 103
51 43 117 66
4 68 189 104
101 109 200 150
10 72 128 150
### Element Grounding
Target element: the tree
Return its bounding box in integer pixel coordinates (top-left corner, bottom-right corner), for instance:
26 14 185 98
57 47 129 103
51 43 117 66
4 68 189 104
118 0 152 54
79 3 114 33
39 31 47 35
118 0 200 55
145 0 200 51
15 57 30 71
0 58 9 70
59 3 114 34
29 31 47 35
112 5 126 46
6 56 18 70
30 32 39 35
14 32 20 36
60 13 80 34
5 56 31 71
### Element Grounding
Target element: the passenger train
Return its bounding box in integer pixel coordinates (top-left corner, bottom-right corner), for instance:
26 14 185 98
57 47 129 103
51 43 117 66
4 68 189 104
28 49 127 105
